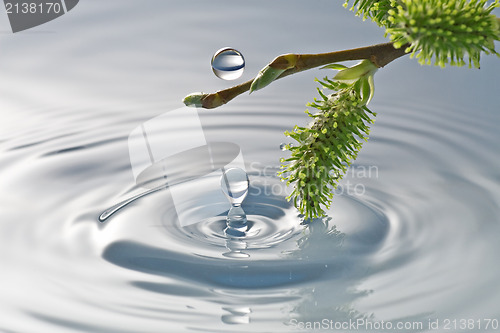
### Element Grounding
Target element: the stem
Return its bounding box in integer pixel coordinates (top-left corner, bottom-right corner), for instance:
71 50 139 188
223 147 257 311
191 42 408 109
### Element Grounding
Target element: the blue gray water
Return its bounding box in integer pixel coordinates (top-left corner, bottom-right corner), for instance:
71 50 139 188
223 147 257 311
0 1 499 332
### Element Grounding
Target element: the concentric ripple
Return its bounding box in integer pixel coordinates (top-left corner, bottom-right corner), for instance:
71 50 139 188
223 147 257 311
1 95 499 332
169 176 302 251
1 0 499 331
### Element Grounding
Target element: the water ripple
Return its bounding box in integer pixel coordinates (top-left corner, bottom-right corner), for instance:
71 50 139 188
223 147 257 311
1 98 500 332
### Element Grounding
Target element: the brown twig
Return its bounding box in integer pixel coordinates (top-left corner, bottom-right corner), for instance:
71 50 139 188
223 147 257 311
185 42 408 109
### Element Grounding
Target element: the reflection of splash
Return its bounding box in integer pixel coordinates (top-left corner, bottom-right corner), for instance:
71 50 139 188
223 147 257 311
221 306 251 325
223 238 250 258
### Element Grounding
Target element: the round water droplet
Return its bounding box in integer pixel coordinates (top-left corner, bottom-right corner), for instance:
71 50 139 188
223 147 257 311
211 47 245 80
220 167 249 206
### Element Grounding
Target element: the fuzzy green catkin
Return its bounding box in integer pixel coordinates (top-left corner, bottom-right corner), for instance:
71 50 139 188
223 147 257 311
387 0 500 67
343 0 399 27
345 0 500 67
279 79 375 221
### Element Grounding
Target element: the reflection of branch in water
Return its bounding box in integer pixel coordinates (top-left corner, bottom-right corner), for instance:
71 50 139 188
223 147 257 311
286 217 344 259
285 218 433 331
284 218 373 326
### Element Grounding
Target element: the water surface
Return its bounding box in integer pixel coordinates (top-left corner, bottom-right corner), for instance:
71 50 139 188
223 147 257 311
0 1 499 332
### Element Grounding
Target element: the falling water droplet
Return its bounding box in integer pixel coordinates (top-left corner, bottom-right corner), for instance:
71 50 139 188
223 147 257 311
211 47 245 80
220 168 249 237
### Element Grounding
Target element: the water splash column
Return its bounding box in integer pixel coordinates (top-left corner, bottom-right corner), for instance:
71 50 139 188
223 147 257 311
220 168 249 237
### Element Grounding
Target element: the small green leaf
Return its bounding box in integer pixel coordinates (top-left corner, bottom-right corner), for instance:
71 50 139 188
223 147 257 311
321 63 349 70
250 65 286 93
367 74 375 104
333 59 378 81
360 77 371 106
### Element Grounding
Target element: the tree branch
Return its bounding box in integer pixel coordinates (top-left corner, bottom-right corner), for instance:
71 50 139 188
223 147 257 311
183 42 408 109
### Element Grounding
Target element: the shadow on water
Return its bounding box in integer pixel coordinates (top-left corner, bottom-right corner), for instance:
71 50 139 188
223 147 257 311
102 240 327 289
101 210 428 330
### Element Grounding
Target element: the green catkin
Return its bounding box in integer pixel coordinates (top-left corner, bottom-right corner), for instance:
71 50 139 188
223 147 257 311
344 0 398 27
279 78 375 221
344 0 500 67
